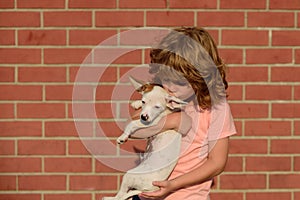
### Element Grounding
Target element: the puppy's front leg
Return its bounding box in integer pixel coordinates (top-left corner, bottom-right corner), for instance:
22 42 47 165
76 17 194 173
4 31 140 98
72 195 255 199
117 120 144 144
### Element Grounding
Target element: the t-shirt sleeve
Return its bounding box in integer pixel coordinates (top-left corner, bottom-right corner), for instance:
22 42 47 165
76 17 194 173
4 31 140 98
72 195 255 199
207 99 237 141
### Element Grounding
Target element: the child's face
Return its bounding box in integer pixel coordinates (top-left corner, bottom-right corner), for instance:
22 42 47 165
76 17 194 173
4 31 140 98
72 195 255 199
162 80 195 102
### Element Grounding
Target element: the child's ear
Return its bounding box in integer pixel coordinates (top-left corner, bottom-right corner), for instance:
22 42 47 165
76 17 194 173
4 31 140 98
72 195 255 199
165 95 188 110
129 76 145 92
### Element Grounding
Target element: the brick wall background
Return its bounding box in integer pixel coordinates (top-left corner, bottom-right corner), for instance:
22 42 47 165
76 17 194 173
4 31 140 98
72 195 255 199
1 0 300 200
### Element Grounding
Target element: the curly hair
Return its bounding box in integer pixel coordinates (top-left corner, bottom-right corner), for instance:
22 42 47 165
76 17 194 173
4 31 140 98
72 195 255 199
149 27 228 110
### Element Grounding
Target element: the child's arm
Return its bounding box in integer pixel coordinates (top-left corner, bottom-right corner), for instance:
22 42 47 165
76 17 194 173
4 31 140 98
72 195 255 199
129 111 192 139
139 137 229 199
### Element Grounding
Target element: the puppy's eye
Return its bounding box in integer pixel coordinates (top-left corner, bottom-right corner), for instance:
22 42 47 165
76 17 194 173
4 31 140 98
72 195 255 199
141 100 145 104
154 105 161 109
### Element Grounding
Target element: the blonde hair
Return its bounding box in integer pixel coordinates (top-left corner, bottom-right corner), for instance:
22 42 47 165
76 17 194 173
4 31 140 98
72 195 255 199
149 27 228 109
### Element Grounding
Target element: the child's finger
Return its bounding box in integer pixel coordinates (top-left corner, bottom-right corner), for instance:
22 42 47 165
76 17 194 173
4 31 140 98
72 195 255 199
152 180 167 187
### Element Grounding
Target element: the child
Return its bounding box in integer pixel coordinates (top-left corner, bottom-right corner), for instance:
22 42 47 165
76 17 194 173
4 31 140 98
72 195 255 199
131 27 236 200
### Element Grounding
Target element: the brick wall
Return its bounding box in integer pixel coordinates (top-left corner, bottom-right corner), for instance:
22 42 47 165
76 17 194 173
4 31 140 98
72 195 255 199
0 0 300 200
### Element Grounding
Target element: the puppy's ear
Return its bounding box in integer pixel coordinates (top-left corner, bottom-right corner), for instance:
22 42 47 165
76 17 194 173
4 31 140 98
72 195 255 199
165 95 188 110
129 76 145 91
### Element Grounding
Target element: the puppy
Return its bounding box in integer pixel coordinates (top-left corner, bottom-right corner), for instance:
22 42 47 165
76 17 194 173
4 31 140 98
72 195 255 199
103 77 187 200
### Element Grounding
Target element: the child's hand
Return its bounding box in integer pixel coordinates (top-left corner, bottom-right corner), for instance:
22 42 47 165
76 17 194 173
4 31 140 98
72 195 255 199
139 180 174 199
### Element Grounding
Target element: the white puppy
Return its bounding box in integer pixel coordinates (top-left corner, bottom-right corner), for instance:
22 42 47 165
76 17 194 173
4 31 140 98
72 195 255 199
103 77 187 200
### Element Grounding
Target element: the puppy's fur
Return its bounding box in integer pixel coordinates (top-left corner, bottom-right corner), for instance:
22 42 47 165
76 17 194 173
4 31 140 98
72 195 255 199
103 77 187 200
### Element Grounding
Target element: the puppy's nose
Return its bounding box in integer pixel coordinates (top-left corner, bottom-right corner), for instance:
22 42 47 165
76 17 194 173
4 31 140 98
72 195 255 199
141 114 149 121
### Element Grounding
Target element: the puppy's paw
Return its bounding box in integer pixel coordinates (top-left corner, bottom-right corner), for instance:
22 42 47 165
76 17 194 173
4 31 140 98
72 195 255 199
117 134 128 144
131 101 142 109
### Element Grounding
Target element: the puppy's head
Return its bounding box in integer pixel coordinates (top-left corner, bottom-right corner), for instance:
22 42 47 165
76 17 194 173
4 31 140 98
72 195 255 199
130 77 187 124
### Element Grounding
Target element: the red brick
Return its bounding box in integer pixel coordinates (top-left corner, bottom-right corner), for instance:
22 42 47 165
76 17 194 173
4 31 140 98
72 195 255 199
96 11 144 27
69 66 117 83
0 194 40 200
96 84 136 101
296 193 300 200
272 67 300 82
246 156 291 171
94 103 115 119
68 140 90 155
222 30 268 46
294 156 300 171
220 0 266 9
0 30 15 45
219 49 243 64
220 174 266 189
95 159 123 173
17 103 65 119
45 157 92 172
69 175 117 190
44 48 91 64
229 139 268 154
46 85 90 101
210 193 243 200
272 30 300 46
296 49 300 63
0 140 14 155
44 11 92 27
272 103 300 118
0 0 14 8
18 140 66 155
0 48 41 64
45 121 92 137
0 104 14 119
224 156 243 172
17 0 65 8
227 67 268 82
70 103 116 119
246 192 291 200
270 0 300 9
246 49 292 64
19 175 66 190
69 30 117 45
0 121 42 137
0 176 16 190
0 67 14 82
96 121 123 137
169 0 216 8
92 48 142 65
69 0 116 8
0 85 42 101
271 139 300 154
270 174 300 188
0 158 41 172
44 194 91 200
70 139 117 156
248 12 294 27
230 103 269 118
227 85 243 100
120 0 167 8
295 121 300 135
0 12 40 27
246 85 292 100
245 121 291 136
147 11 194 27
18 30 66 45
197 12 244 27
18 67 66 82
294 85 300 100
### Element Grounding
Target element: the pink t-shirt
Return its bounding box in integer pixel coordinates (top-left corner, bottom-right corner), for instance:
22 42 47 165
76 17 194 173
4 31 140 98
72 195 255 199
163 100 237 200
